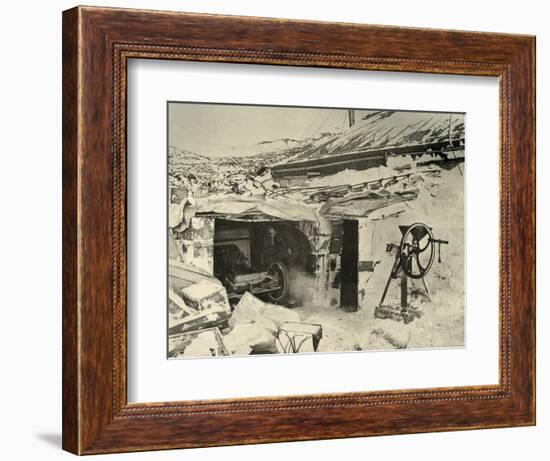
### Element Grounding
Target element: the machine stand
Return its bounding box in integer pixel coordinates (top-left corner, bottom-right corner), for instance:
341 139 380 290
374 223 448 324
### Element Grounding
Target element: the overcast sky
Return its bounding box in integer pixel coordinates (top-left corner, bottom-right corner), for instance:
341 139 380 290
168 102 349 157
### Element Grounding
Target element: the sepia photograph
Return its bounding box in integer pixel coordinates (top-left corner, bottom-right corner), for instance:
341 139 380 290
167 102 465 358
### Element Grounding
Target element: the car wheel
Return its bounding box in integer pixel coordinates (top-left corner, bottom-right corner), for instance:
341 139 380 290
266 261 290 304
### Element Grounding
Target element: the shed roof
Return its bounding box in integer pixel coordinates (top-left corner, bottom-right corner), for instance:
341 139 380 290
195 195 320 222
273 110 464 170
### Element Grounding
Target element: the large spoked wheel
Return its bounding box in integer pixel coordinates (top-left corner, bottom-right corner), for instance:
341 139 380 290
266 261 290 304
399 223 435 279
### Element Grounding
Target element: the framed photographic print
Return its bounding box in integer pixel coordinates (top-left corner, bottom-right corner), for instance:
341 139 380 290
62 6 535 455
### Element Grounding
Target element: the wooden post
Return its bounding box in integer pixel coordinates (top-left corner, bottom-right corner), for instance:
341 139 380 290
400 270 408 309
347 109 355 127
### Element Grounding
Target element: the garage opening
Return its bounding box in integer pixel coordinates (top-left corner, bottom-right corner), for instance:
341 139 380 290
213 219 314 307
340 220 359 311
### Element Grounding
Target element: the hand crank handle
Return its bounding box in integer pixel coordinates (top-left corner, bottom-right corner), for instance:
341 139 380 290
432 238 448 263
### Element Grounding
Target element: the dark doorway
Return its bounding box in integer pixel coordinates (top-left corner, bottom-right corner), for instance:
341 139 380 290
340 220 359 311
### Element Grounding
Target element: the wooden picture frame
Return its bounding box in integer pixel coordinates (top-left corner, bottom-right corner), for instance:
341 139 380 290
62 5 535 455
